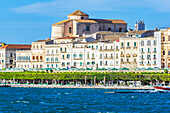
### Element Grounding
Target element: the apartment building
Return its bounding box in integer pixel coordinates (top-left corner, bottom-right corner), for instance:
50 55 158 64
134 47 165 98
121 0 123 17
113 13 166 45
138 36 161 68
44 40 120 69
119 37 139 69
159 28 170 68
0 44 31 69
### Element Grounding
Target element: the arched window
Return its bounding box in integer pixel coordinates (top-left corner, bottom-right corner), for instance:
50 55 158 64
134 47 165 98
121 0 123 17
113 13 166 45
81 17 84 19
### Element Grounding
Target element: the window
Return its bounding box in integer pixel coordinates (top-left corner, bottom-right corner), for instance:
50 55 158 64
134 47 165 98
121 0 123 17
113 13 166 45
141 41 144 46
105 54 107 58
154 48 156 53
148 48 150 53
62 55 64 59
92 53 94 58
92 45 94 49
87 54 90 59
147 40 151 46
87 62 90 65
141 61 143 64
69 27 72 33
127 42 130 47
36 56 38 60
154 55 156 59
141 55 144 59
92 61 95 65
169 51 170 55
169 36 170 41
80 62 82 66
100 61 102 65
105 61 107 65
100 46 102 50
60 48 62 52
46 58 49 62
67 62 70 66
10 53 13 57
62 62 65 66
116 46 118 50
52 50 54 54
141 48 144 53
86 26 90 31
121 42 123 47
127 58 129 62
47 64 49 68
121 58 123 62
134 58 136 62
100 54 102 58
134 42 136 47
147 55 150 60
163 37 165 41
73 54 77 58
67 54 70 58
163 51 165 55
81 17 84 19
51 64 53 68
47 50 49 54
79 54 83 58
96 45 98 49
55 58 58 62
153 40 156 45
111 54 113 58
56 64 58 68
108 28 111 31
148 61 150 64
154 61 156 64
40 56 43 60
56 50 58 54
51 58 54 62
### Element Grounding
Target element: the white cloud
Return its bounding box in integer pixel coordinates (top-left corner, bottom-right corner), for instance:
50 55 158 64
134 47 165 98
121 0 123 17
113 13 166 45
9 0 170 16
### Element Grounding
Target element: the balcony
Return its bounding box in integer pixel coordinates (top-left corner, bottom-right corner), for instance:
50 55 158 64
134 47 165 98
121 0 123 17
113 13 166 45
133 46 137 49
132 61 137 64
104 49 114 52
91 58 95 60
133 54 137 57
153 51 157 53
141 52 145 54
120 47 124 49
126 62 131 64
73 58 83 60
141 58 145 60
104 57 113 59
140 64 144 66
153 58 156 60
126 47 130 49
147 52 151 54
147 58 151 60
126 54 131 57
121 62 124 64
61 51 66 53
147 64 151 66
120 54 124 57
115 49 119 51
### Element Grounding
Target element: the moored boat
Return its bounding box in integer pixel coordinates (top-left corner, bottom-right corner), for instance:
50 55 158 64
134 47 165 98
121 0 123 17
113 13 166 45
154 86 170 91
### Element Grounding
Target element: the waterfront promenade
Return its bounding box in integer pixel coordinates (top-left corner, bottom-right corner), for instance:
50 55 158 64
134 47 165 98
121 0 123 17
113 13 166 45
10 84 154 90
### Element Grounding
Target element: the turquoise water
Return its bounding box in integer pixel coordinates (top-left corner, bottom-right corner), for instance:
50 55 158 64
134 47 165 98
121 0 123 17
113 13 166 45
0 88 169 113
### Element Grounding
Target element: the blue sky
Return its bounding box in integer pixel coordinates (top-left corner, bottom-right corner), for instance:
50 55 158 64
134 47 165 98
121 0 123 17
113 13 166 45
0 0 170 44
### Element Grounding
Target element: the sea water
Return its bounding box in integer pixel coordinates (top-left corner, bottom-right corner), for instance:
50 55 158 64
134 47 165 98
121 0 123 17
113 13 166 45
0 87 169 112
